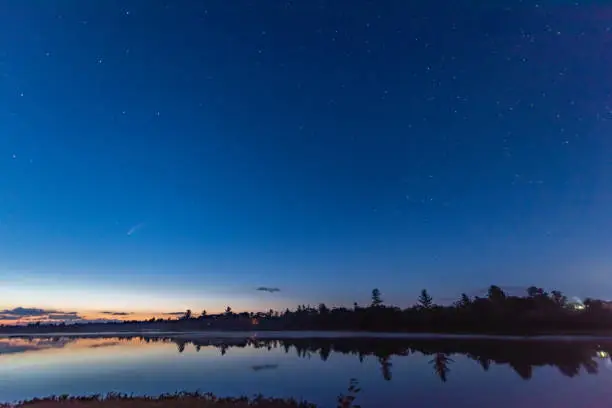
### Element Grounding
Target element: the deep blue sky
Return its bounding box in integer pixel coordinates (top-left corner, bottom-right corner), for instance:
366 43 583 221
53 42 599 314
1 1 611 317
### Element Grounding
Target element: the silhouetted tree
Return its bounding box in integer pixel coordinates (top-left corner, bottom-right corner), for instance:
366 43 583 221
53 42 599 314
371 288 383 307
182 309 192 320
199 310 207 319
551 291 567 307
527 286 539 298
455 293 471 308
318 303 329 314
418 289 433 309
487 285 506 303
583 298 605 313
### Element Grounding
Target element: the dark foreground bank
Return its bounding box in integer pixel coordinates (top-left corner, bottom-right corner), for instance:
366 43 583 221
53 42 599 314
0 394 328 408
0 388 362 408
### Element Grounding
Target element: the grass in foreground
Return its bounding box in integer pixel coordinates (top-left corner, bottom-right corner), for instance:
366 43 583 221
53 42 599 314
0 384 363 408
0 378 361 408
0 393 317 408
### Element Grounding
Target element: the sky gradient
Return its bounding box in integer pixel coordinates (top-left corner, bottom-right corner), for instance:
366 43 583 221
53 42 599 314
1 1 611 323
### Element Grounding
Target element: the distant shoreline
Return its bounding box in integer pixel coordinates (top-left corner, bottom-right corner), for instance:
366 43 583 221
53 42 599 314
3 286 611 338
2 329 612 341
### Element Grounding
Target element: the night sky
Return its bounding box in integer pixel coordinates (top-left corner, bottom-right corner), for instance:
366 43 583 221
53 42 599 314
1 1 611 322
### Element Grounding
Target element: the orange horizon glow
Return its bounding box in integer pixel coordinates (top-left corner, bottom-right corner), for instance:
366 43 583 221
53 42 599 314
0 306 281 326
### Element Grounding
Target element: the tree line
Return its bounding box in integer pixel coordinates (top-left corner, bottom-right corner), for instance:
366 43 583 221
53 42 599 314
4 285 612 334
251 285 611 333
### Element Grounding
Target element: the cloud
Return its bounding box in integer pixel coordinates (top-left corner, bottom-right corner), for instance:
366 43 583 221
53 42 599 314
1 307 49 317
47 312 80 321
99 311 134 316
256 287 281 293
0 307 84 324
0 314 22 321
0 307 130 326
166 312 187 316
127 222 146 236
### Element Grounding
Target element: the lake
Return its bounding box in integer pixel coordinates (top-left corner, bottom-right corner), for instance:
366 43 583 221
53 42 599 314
1 332 612 407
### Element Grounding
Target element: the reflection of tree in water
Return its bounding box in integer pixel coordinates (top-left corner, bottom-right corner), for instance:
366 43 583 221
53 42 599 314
378 356 393 381
8 335 612 383
235 337 611 382
428 353 453 382
320 344 331 361
469 354 490 372
356 352 363 363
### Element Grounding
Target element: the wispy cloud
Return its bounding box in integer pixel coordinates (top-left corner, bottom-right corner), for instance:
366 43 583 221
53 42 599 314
256 287 281 293
0 307 123 325
47 312 80 321
0 307 49 318
0 307 83 323
127 222 146 236
99 311 134 316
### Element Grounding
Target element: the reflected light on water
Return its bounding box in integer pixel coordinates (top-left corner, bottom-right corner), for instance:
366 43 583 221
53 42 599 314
2 335 612 408
0 337 169 370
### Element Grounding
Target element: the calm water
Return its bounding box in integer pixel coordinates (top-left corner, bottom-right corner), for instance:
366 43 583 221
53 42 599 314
2 332 612 407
